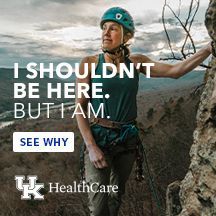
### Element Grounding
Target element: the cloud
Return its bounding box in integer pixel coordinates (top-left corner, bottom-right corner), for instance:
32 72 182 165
0 1 210 67
131 27 185 55
34 15 99 31
47 0 100 4
158 18 177 25
34 22 74 31
0 32 101 68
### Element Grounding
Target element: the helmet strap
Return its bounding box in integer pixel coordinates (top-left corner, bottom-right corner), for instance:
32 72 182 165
102 44 123 55
104 46 124 64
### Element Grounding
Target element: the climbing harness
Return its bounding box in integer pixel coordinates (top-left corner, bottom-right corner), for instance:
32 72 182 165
79 118 164 215
80 118 138 182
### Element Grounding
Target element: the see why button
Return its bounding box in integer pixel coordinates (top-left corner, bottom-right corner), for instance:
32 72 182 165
13 132 74 152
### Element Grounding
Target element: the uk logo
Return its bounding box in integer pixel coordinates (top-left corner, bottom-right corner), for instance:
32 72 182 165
15 175 44 200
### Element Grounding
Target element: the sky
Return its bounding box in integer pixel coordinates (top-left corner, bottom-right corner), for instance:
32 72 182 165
0 0 211 68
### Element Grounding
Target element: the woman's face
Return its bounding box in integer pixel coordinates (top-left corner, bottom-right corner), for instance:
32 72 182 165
102 21 122 50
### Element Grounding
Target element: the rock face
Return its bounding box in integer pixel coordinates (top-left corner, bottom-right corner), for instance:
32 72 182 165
166 1 216 215
177 60 216 216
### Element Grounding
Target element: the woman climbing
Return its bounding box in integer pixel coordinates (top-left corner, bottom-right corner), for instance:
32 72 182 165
76 7 214 216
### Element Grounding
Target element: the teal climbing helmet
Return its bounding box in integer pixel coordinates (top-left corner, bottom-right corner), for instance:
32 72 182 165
100 7 135 35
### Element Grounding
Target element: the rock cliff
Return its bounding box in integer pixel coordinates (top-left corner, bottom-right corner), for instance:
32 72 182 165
166 1 216 215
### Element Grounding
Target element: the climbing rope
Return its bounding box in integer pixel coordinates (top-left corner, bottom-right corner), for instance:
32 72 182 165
137 138 165 216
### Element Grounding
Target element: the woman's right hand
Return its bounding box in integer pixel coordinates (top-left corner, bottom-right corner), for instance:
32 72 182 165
88 145 108 169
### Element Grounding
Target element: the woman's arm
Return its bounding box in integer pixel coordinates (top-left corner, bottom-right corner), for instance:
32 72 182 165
76 56 108 169
137 43 212 78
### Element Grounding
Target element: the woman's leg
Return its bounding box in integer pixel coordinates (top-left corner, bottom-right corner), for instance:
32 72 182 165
108 150 136 216
84 152 112 216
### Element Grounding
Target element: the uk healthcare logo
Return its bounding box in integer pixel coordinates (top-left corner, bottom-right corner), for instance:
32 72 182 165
15 175 44 200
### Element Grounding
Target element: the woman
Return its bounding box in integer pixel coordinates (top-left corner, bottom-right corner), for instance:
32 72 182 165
76 7 213 216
